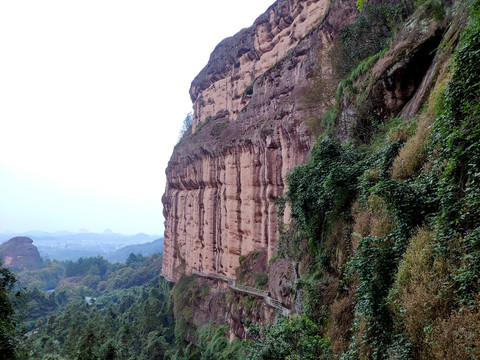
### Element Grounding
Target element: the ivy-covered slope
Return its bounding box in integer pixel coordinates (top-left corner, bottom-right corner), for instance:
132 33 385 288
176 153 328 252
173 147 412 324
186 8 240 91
269 0 480 359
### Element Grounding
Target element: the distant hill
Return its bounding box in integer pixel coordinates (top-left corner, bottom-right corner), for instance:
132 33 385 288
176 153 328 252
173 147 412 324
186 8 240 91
105 238 163 263
0 236 42 270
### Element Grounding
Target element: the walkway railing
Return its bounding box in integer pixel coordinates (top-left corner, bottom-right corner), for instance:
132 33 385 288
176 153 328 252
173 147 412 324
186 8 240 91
160 274 177 283
192 270 291 317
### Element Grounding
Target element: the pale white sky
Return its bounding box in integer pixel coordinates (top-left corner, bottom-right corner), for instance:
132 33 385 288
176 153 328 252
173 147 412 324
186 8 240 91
0 0 275 235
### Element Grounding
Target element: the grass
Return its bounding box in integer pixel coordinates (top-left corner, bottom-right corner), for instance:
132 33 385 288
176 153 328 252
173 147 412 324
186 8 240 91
392 64 452 178
336 48 388 103
389 226 458 358
210 122 229 139
268 255 279 265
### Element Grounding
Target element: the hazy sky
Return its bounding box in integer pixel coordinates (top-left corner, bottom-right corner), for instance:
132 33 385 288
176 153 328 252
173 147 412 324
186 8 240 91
0 0 275 235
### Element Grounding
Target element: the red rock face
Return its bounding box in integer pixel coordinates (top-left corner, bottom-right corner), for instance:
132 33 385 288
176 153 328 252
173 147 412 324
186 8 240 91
162 0 358 281
0 236 42 270
189 0 332 131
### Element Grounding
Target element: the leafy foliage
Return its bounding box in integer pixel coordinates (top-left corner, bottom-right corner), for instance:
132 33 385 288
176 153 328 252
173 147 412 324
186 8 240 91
0 262 22 360
64 256 109 278
23 275 174 359
284 139 366 250
246 315 332 360
9 253 175 360
178 112 193 142
18 260 65 291
279 3 480 357
338 3 404 75
431 0 480 265
174 324 243 360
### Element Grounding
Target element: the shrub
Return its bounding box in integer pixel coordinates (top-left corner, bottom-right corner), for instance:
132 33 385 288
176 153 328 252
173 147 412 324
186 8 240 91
345 165 436 359
338 3 404 76
197 324 243 360
268 255 279 265
254 273 268 288
417 0 447 21
344 234 399 359
430 0 480 259
328 289 356 355
392 68 452 179
352 195 397 249
246 315 332 360
389 227 456 357
285 139 366 249
392 114 431 179
300 45 340 137
455 226 480 302
429 307 480 359
0 263 21 359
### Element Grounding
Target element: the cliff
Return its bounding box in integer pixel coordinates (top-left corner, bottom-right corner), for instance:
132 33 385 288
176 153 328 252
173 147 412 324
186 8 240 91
0 236 42 270
162 0 358 281
190 0 333 131
163 0 480 356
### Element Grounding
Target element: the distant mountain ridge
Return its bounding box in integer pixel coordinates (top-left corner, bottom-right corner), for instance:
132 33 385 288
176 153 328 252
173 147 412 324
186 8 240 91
105 238 164 263
0 231 163 262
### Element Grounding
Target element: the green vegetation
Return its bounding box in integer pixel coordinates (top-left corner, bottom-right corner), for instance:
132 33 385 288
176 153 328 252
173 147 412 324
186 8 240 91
169 275 244 360
301 1 405 137
178 112 193 143
268 255 279 265
0 253 180 359
337 2 404 76
417 0 447 21
0 262 22 360
283 139 365 251
171 324 243 360
254 0 480 359
18 259 65 290
246 315 332 360
23 278 174 360
254 273 268 288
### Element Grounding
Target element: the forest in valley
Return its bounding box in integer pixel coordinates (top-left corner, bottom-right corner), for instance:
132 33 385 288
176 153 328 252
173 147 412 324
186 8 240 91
0 253 248 360
1 254 177 359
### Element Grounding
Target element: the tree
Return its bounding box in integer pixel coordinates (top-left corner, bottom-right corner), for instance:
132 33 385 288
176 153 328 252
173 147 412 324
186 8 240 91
0 261 21 360
178 112 193 141
246 315 331 360
76 321 99 360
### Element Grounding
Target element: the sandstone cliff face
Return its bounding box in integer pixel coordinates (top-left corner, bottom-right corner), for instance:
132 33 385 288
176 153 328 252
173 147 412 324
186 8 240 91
0 236 42 270
190 0 331 131
162 0 358 281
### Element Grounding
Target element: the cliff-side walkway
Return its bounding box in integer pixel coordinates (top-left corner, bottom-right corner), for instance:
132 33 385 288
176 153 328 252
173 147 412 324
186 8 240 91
192 270 291 317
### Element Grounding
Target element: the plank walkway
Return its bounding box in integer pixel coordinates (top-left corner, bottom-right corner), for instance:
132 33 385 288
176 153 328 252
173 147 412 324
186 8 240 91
192 270 291 317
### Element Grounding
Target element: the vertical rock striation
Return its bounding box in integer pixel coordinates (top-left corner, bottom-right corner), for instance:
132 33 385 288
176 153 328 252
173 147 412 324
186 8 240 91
190 0 331 131
162 0 357 281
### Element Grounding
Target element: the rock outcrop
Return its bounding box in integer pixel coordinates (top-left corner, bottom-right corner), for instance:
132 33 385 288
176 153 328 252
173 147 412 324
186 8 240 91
173 274 277 341
0 236 42 270
162 0 358 281
190 0 331 131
